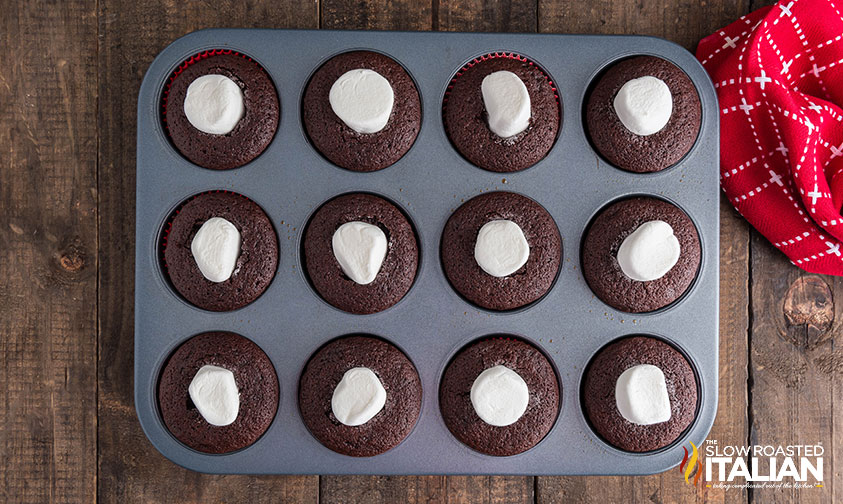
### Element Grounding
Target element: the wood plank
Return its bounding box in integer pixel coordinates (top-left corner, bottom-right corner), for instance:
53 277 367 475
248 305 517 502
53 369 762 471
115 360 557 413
444 476 534 504
536 0 753 501
96 1 319 502
317 2 536 502
319 476 445 503
435 0 536 32
322 0 431 30
749 0 778 12
537 0 750 51
320 475 534 504
748 232 838 502
0 1 98 502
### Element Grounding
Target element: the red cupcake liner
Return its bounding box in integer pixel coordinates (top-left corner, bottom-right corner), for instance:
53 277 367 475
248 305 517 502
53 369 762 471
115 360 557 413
442 51 560 109
160 49 267 135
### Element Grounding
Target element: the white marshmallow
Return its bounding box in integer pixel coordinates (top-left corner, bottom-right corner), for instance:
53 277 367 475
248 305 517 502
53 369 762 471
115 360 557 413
190 217 241 283
331 367 387 426
332 221 388 285
329 69 394 133
470 365 530 427
481 71 531 138
183 74 245 135
474 219 530 277
189 365 240 426
617 220 680 282
612 76 673 136
615 364 672 425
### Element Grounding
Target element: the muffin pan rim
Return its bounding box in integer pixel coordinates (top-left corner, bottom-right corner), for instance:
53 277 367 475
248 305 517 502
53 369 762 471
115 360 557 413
135 28 719 475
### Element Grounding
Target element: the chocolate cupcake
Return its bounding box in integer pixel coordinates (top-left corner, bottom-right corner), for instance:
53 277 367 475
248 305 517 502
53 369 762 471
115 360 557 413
586 56 701 173
299 335 422 457
162 191 278 312
158 331 279 454
303 193 418 314
302 51 421 172
582 197 700 313
439 337 560 456
441 191 561 311
443 53 560 172
582 336 698 452
163 50 279 170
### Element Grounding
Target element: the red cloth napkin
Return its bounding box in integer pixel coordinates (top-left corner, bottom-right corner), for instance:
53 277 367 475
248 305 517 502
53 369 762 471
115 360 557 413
697 0 843 275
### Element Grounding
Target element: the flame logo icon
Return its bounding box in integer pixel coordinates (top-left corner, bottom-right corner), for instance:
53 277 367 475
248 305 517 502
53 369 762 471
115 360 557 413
679 441 702 486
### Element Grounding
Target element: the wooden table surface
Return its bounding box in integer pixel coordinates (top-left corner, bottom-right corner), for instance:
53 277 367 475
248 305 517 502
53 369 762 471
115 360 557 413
4 0 841 502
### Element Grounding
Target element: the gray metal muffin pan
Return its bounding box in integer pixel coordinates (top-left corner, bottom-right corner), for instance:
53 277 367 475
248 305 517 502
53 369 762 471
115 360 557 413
135 28 719 475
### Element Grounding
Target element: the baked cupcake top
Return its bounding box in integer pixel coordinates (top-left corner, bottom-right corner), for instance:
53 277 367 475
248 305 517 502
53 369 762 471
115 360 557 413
302 51 421 172
586 55 701 173
164 51 279 170
303 193 418 314
441 191 562 311
582 336 697 452
162 191 278 312
158 331 279 454
582 197 700 313
298 335 422 457
443 54 560 172
439 337 560 456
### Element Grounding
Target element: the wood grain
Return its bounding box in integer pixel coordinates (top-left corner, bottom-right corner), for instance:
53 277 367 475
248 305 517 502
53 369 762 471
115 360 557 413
435 0 537 32
96 1 318 502
537 0 750 50
5 0 827 502
748 232 839 503
322 0 431 30
320 475 534 504
0 0 98 502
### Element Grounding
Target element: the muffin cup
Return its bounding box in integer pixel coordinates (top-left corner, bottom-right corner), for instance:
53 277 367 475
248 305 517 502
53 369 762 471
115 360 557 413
161 49 280 170
301 50 422 172
298 334 423 457
157 331 280 454
580 194 702 314
159 190 279 312
580 334 701 454
301 191 420 315
439 335 561 457
442 52 562 173
583 55 702 174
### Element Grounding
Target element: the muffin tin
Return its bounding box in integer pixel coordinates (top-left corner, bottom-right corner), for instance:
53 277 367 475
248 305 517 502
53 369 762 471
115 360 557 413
135 29 719 475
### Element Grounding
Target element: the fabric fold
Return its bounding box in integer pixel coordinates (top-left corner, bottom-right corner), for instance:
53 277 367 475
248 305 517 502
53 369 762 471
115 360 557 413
697 0 843 274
